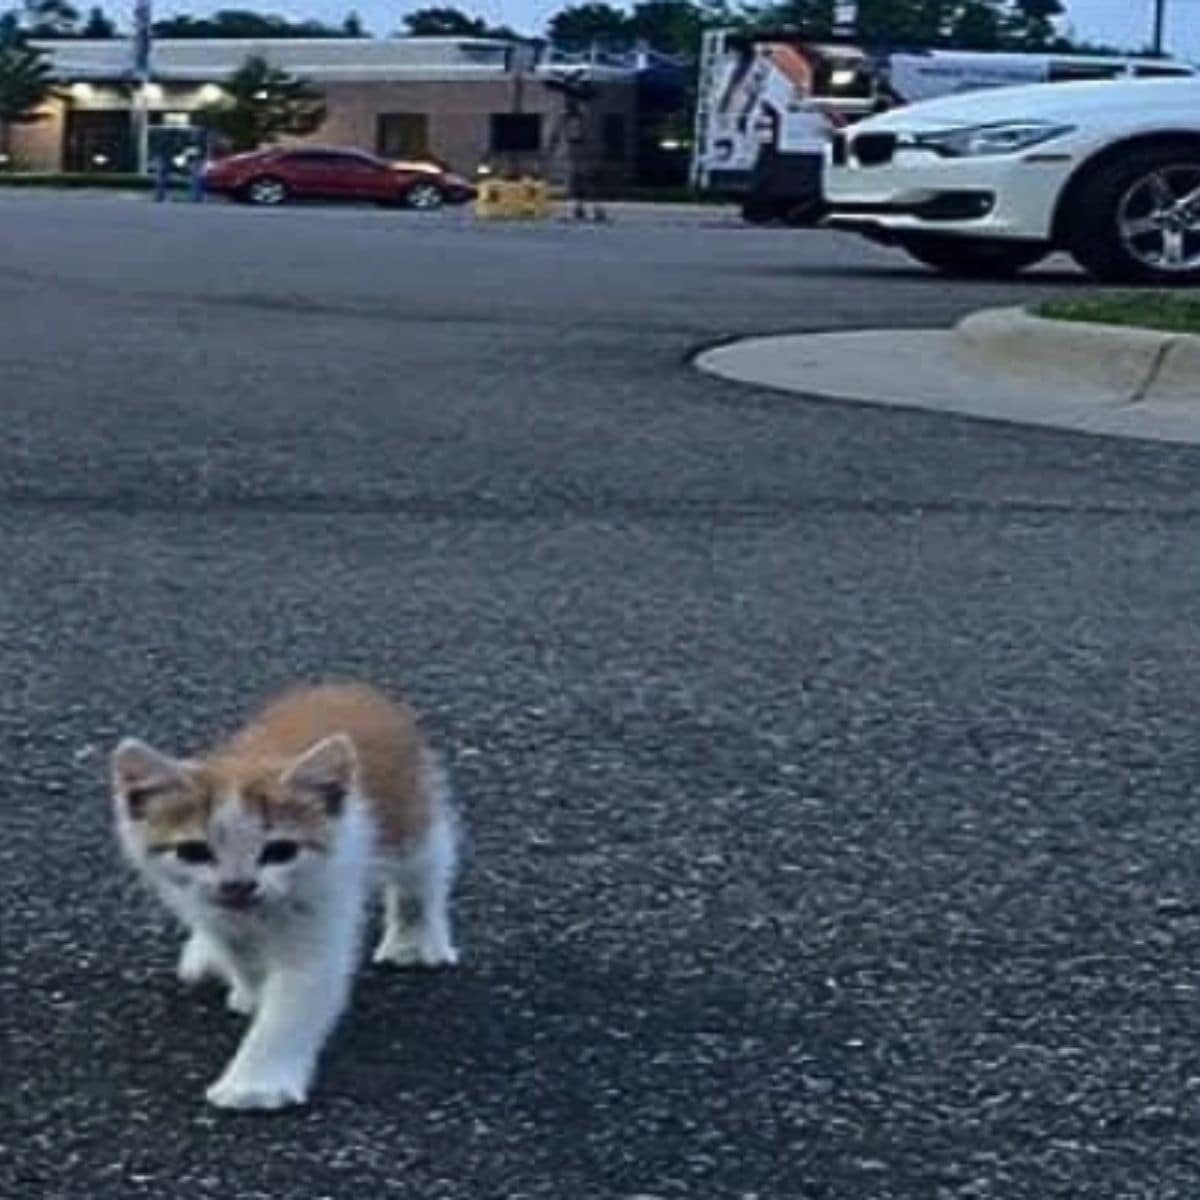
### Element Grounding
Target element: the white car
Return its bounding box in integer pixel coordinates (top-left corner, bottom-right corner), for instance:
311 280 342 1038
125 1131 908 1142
825 77 1200 284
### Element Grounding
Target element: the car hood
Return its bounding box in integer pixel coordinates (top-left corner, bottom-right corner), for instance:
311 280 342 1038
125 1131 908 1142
860 77 1200 133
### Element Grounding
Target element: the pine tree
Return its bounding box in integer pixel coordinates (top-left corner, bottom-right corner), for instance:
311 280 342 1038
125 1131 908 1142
0 26 56 164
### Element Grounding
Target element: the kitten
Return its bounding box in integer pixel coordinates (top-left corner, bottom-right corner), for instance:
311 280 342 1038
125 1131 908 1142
110 682 459 1111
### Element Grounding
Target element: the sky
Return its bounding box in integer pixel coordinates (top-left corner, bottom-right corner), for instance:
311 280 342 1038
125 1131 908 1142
145 0 1200 62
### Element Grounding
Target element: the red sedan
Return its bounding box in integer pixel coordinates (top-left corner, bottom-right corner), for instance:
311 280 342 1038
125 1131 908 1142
202 146 477 209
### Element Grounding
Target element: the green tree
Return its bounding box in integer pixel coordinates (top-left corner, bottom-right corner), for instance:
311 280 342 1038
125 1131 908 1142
737 0 835 38
950 0 1003 48
194 55 326 151
342 10 364 36
81 4 114 35
839 0 1068 50
1006 0 1063 48
23 0 79 36
547 3 631 47
403 6 500 36
0 26 56 163
153 10 348 38
626 1 702 54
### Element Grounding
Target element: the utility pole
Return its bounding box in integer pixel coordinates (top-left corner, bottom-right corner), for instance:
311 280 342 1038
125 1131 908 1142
1152 0 1167 56
132 0 152 172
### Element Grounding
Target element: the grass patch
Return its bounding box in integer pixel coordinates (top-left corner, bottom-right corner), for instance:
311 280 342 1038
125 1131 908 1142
1039 293 1200 336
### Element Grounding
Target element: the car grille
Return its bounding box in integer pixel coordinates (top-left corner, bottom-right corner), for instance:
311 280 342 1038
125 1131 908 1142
851 133 897 167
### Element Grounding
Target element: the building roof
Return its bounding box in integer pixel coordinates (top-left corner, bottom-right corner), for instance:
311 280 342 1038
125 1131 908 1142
35 37 646 83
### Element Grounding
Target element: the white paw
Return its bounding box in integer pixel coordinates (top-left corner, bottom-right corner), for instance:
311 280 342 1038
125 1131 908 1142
227 985 259 1016
177 937 218 986
206 1071 308 1111
373 933 459 969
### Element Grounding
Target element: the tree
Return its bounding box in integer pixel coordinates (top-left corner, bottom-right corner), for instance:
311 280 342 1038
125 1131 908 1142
628 1 704 54
821 0 1068 50
402 7 494 36
0 27 56 163
194 55 325 152
950 0 1003 48
547 3 630 47
342 10 364 36
1006 0 1063 48
23 0 79 36
742 0 835 37
81 5 114 36
153 10 349 38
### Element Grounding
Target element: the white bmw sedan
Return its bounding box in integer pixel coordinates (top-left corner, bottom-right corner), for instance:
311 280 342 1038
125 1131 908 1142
825 77 1200 284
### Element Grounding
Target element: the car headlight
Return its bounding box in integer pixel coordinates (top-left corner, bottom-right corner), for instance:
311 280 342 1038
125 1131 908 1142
902 121 1075 158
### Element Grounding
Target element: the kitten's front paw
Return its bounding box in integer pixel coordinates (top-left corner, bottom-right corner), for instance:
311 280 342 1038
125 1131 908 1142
226 985 259 1016
177 936 218 986
373 932 460 969
206 1071 307 1111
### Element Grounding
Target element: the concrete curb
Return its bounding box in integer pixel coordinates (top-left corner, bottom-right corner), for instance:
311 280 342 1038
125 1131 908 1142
695 305 1200 445
958 306 1200 403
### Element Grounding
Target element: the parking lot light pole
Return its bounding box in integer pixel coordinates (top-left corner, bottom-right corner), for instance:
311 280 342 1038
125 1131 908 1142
1152 0 1167 55
132 0 151 173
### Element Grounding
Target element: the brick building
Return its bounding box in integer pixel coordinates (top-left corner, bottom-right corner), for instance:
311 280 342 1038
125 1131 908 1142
13 37 651 185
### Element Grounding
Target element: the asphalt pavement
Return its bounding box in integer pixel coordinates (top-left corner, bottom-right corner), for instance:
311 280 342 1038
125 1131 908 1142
4 194 1200 1199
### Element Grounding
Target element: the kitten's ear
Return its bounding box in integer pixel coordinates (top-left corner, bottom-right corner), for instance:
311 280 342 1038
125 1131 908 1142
111 738 188 820
281 734 357 816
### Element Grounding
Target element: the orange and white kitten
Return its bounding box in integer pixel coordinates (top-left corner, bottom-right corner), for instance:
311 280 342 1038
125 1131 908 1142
110 682 459 1111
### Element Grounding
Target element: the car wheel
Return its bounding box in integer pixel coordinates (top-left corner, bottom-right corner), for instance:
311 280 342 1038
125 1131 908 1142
243 176 289 207
1065 145 1200 285
740 196 778 225
404 181 445 211
900 236 1048 279
781 199 828 228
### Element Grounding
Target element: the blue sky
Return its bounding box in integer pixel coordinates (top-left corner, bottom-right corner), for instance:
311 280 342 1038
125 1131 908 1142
148 0 1200 60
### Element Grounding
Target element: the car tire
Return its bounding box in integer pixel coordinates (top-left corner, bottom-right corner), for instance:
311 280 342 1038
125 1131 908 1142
242 176 289 207
404 181 445 211
1064 144 1200 285
781 199 828 228
900 236 1048 279
740 196 778 225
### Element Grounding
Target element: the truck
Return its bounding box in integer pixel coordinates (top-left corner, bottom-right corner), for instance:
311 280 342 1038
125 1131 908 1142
691 31 1197 226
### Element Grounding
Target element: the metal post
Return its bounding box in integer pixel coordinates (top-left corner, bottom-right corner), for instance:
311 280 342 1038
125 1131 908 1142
1152 0 1167 55
134 84 150 174
132 0 152 173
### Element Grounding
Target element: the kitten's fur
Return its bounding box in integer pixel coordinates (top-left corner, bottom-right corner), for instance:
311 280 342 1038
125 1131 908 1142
110 682 459 1111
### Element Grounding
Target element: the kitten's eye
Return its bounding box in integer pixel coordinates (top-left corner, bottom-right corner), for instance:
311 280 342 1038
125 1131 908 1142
174 841 215 865
259 840 300 866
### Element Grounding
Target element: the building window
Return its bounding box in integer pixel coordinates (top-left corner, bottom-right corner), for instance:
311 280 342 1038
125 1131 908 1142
376 113 430 160
602 114 626 162
490 113 541 154
64 110 134 173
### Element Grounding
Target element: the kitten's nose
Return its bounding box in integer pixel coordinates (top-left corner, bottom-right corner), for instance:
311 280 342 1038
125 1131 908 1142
217 879 259 908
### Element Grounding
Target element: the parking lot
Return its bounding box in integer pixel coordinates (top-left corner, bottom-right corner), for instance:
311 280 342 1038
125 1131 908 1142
5 193 1200 1199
